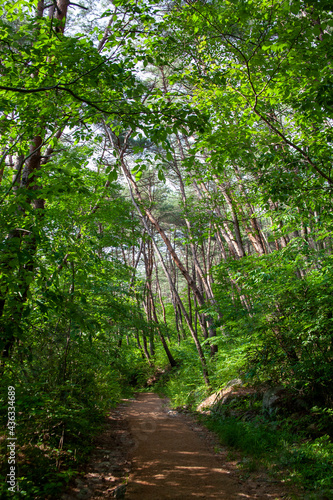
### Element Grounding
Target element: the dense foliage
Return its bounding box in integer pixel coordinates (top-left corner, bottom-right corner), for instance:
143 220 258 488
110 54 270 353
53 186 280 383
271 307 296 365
1 0 333 497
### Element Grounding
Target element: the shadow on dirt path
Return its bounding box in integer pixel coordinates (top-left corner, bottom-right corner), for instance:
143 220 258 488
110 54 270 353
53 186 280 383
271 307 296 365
125 393 293 500
62 392 298 499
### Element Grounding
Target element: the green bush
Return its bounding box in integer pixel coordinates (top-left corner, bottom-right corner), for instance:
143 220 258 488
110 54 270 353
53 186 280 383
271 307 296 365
200 411 333 494
202 414 281 456
213 241 333 401
281 435 333 491
154 339 209 408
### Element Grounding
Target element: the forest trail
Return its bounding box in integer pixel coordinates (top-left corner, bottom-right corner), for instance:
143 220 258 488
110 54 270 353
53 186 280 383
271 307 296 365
63 393 295 500
125 393 287 500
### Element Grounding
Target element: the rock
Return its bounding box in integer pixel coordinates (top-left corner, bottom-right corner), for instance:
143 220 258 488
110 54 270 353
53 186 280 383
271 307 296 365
113 484 127 499
225 378 242 388
197 378 243 412
167 410 178 417
262 386 285 414
197 392 220 412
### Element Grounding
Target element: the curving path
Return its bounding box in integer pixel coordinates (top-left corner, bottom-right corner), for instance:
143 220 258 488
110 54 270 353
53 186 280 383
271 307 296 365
125 393 283 500
62 392 296 500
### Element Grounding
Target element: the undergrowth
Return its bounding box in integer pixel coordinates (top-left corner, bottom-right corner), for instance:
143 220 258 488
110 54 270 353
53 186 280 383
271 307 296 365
0 344 138 499
152 349 333 498
199 405 333 498
0 387 103 499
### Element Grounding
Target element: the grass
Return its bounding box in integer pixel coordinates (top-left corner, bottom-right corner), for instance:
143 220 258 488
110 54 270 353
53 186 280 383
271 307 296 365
199 407 333 499
202 414 281 455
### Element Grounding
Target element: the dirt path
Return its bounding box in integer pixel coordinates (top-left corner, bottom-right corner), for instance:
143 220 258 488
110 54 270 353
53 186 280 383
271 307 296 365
63 393 297 500
125 393 290 500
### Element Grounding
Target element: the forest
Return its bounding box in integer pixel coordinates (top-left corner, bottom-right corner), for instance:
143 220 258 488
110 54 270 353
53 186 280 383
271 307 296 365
0 0 333 498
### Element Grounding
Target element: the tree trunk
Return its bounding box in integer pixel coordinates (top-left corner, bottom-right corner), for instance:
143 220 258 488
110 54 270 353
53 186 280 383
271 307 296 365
108 128 210 386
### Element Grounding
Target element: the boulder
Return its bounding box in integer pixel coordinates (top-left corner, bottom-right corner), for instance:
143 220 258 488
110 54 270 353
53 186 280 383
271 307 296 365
225 378 243 389
262 386 285 414
197 378 243 412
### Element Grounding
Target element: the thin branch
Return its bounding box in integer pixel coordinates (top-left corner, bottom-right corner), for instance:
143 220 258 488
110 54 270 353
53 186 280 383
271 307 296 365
69 2 88 10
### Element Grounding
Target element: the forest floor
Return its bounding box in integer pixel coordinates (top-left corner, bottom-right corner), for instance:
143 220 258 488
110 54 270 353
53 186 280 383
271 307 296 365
62 392 300 500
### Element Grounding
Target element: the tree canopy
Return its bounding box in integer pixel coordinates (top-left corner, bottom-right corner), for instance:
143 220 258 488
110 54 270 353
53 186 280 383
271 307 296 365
1 0 333 497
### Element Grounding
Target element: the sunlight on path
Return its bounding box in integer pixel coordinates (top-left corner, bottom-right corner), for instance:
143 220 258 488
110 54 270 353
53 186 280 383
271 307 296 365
125 393 261 500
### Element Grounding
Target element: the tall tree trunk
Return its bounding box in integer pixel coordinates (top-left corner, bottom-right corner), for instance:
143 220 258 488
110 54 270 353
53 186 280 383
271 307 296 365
107 127 210 386
171 143 218 354
150 292 177 367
